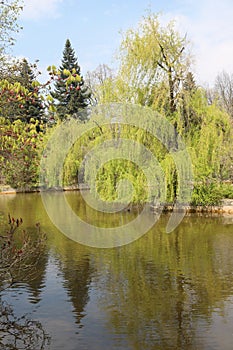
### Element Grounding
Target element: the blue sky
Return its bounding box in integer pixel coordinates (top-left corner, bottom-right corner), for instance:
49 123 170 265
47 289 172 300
12 0 233 86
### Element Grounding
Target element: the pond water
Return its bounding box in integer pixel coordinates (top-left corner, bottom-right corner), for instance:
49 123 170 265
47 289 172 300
0 192 233 350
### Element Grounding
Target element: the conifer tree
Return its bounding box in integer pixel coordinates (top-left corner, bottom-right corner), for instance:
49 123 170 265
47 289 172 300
0 58 44 123
17 59 44 123
180 71 199 133
52 39 91 121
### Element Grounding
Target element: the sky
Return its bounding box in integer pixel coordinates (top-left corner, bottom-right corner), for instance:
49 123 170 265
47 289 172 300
11 0 233 87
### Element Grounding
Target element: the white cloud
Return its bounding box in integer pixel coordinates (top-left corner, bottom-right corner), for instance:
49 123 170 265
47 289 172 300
22 0 64 20
164 0 233 86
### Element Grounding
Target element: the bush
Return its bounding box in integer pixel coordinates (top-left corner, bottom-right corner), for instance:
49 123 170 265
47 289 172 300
191 182 223 206
220 183 233 199
191 182 233 206
0 118 45 190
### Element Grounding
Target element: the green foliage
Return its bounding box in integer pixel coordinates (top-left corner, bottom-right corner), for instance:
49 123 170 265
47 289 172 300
51 39 91 121
191 182 233 206
0 10 232 208
94 159 148 204
0 118 45 189
116 12 191 114
61 120 168 204
63 152 80 186
160 154 177 203
0 59 45 122
191 182 223 206
187 91 232 181
60 91 232 206
218 183 233 199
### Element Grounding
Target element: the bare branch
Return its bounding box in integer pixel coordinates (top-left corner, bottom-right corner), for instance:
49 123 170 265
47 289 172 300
0 215 49 349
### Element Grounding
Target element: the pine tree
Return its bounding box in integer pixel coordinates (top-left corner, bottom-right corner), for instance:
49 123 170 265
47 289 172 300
52 39 91 121
183 72 196 94
17 59 44 123
180 71 199 133
0 58 44 123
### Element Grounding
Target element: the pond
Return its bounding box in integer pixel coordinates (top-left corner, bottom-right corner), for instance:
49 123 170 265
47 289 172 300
0 192 233 350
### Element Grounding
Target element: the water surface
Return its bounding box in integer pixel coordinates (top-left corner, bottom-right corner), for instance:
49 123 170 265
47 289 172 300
0 192 233 350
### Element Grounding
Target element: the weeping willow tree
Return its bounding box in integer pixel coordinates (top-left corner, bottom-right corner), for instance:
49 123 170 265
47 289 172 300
51 12 233 206
185 89 233 204
94 12 192 115
60 93 232 205
61 107 189 205
63 123 154 203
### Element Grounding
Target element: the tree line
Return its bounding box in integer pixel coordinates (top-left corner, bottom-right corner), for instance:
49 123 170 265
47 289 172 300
0 1 232 204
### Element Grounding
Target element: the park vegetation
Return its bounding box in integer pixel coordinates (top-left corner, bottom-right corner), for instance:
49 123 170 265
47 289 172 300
1 2 232 348
0 3 232 205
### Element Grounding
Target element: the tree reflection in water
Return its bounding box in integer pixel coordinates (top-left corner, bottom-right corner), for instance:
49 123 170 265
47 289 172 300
1 193 233 349
94 214 233 350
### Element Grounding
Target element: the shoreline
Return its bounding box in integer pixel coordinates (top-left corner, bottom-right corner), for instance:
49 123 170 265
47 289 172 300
0 184 88 194
150 199 233 215
1 185 233 215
